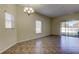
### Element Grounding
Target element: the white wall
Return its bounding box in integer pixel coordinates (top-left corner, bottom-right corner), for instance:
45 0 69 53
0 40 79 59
0 5 17 53
52 19 61 35
0 5 52 53
16 5 51 42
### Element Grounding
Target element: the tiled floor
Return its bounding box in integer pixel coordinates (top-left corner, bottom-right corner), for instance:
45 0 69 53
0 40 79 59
2 35 79 54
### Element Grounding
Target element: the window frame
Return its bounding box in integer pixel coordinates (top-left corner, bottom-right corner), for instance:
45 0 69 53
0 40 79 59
4 11 15 29
35 20 42 34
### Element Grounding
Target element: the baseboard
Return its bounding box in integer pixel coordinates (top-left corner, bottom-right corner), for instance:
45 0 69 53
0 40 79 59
18 35 51 43
18 38 34 43
0 42 17 54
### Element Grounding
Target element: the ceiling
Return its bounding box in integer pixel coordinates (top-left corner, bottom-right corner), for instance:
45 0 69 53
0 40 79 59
23 4 79 17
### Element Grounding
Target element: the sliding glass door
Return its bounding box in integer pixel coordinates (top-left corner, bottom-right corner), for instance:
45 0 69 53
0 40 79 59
60 20 79 37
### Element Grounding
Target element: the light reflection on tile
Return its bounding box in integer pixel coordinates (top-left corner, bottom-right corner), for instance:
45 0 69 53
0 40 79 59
60 36 79 53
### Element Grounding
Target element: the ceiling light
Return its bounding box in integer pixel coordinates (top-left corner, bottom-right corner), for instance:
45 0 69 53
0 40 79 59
24 7 34 16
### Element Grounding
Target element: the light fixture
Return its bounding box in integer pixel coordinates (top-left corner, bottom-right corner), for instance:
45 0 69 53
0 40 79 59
24 7 34 16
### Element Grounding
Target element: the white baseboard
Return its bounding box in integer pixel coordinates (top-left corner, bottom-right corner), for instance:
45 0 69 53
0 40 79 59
0 42 17 53
18 35 50 43
18 38 33 43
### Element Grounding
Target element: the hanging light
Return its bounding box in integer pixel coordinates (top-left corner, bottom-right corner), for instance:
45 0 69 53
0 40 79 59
24 7 34 16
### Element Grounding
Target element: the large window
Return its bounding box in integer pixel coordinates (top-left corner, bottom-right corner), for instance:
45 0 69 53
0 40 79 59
60 20 79 36
36 20 42 33
5 12 14 28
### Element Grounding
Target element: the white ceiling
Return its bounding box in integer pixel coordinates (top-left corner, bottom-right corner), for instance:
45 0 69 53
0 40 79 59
23 4 79 17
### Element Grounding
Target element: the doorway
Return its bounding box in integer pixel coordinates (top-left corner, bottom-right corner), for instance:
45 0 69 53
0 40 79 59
60 20 79 37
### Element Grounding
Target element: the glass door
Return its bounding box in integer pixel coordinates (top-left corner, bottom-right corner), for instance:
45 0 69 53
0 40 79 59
60 20 79 37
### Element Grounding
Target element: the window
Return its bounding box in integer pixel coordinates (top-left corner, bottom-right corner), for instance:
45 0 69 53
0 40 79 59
5 12 14 28
60 20 79 36
36 20 42 33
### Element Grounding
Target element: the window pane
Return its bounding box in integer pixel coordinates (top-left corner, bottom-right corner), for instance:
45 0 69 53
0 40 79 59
61 20 79 36
36 20 42 33
5 12 14 28
5 20 12 28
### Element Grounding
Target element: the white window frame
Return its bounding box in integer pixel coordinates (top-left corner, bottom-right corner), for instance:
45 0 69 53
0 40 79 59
5 11 14 29
36 20 42 33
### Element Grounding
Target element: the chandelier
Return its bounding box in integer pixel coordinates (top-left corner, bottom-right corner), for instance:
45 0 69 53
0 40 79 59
24 7 34 16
